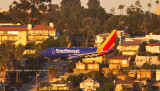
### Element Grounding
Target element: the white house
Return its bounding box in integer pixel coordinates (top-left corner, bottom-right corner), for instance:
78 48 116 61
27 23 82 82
80 78 100 91
135 55 160 67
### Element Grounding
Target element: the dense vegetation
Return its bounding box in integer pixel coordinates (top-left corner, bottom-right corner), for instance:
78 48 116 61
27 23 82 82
0 0 160 47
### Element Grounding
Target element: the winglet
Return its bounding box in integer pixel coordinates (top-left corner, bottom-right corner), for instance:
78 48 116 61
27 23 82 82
97 30 117 55
67 42 71 48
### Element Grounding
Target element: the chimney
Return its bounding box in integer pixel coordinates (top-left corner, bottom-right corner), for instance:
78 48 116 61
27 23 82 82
49 22 54 28
28 24 32 30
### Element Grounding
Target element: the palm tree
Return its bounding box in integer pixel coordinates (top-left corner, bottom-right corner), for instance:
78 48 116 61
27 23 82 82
118 5 125 15
14 44 25 83
156 0 159 8
48 66 58 81
147 3 152 12
110 7 115 15
118 5 122 15
135 0 141 8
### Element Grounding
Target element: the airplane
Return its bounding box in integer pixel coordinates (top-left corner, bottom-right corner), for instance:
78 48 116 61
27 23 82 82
39 30 117 60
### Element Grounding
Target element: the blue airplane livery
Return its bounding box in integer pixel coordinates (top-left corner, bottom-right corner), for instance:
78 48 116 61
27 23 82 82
40 30 117 60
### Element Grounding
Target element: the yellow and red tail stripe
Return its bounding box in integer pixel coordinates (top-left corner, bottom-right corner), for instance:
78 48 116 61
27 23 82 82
97 30 117 55
67 42 71 48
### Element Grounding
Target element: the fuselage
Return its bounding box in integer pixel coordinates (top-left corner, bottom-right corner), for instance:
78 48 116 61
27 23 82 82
40 47 97 58
39 30 117 60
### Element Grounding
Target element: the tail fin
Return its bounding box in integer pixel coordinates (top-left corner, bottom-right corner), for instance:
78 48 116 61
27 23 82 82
97 30 117 55
67 42 71 48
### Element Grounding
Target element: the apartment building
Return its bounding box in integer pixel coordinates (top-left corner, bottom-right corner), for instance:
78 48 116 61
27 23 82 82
128 70 153 80
146 43 160 53
94 30 124 47
118 40 142 55
135 55 160 67
0 23 58 46
0 25 27 45
108 56 129 69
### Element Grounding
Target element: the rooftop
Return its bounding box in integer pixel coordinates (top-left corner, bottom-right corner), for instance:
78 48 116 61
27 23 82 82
109 56 128 60
32 25 55 30
0 24 56 31
0 25 28 31
146 43 160 46
80 77 100 84
120 40 141 46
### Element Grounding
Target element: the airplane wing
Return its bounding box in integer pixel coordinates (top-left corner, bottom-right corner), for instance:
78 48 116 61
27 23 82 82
71 49 118 58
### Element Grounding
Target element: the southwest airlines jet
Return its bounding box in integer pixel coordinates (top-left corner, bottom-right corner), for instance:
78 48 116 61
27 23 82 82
40 30 117 60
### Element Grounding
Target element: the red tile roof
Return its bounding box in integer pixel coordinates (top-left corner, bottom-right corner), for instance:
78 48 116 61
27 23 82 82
121 41 141 46
146 43 160 46
0 25 28 31
32 25 55 30
109 56 128 60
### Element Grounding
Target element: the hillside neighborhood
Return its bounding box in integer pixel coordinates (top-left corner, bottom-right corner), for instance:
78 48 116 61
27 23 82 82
1 0 160 91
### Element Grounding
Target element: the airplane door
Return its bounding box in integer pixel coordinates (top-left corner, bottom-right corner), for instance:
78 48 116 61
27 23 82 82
52 49 55 54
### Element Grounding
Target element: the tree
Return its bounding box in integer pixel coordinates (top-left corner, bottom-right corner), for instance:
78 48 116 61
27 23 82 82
141 63 151 69
156 0 160 8
147 3 152 13
14 44 25 83
138 42 146 56
118 5 125 15
110 7 115 15
87 0 101 9
48 66 57 81
82 17 100 47
60 0 82 19
135 0 142 8
97 82 114 91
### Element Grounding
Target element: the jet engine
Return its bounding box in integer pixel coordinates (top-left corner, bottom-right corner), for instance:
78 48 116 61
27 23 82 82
68 55 80 60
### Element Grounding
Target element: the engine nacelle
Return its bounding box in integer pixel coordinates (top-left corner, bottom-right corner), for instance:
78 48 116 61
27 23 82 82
68 55 80 60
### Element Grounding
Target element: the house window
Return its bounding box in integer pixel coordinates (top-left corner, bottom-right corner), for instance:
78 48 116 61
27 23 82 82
122 60 127 64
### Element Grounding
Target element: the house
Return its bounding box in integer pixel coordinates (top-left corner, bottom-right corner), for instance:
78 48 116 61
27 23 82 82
115 79 134 91
0 24 28 45
117 73 126 80
0 23 58 45
156 70 160 81
39 81 72 91
146 43 160 53
87 62 100 71
102 68 119 75
156 8 160 15
76 61 86 70
128 70 153 80
94 30 124 47
27 23 57 44
74 62 100 73
118 40 142 55
145 33 160 41
80 77 100 91
108 56 129 69
82 56 103 63
95 33 110 47
134 78 149 85
134 55 160 67
23 49 36 54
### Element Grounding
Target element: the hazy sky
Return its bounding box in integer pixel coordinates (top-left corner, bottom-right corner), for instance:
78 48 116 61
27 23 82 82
0 0 158 15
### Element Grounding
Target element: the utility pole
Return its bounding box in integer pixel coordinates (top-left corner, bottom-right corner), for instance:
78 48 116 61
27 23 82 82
36 72 37 91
